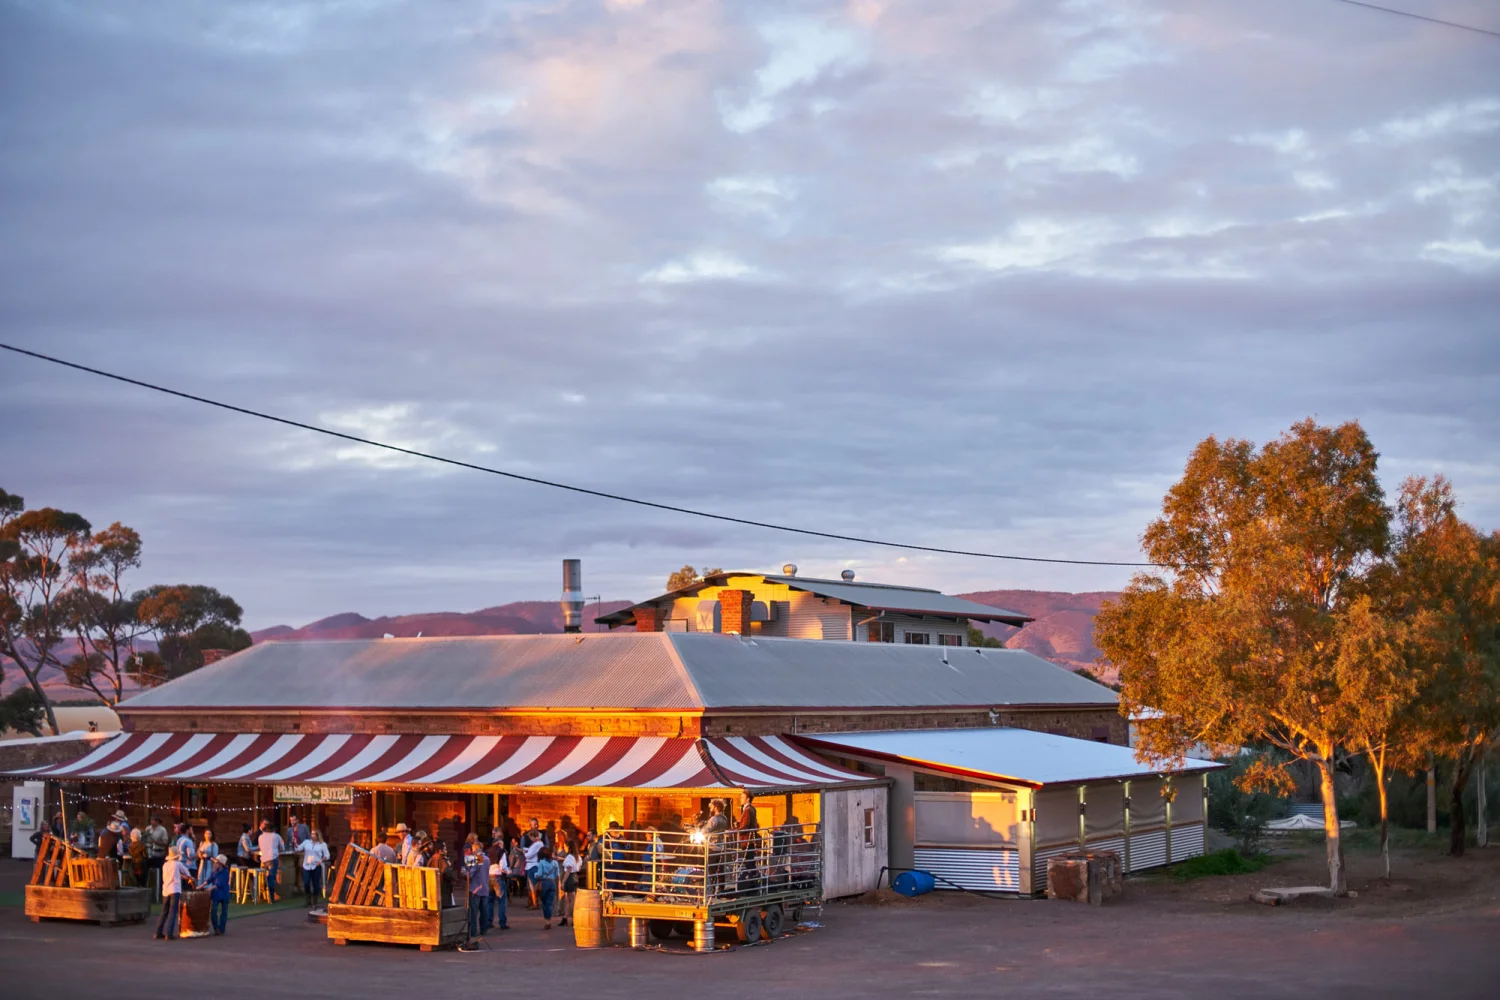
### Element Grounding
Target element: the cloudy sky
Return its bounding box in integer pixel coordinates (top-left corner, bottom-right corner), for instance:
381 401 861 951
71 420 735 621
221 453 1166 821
2 0 1497 630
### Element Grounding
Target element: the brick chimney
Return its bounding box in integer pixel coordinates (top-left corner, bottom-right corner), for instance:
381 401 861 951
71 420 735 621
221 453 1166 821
719 590 752 635
633 606 664 633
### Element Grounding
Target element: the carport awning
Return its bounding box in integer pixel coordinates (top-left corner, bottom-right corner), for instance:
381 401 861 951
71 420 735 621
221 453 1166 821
11 732 871 792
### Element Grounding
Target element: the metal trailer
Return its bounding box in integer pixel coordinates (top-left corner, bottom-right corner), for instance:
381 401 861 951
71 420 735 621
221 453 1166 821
599 822 822 951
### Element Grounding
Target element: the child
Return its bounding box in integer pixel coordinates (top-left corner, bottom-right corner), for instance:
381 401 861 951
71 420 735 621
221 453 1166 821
207 854 231 935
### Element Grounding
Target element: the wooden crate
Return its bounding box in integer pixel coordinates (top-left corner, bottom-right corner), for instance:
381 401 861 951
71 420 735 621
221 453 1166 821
29 835 83 887
67 857 120 890
326 903 467 951
25 885 151 926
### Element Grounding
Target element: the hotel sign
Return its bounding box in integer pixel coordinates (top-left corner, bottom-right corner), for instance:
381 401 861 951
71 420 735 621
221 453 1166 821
273 784 353 805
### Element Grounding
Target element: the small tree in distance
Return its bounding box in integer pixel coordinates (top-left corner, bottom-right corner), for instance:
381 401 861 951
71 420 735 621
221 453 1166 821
666 566 723 592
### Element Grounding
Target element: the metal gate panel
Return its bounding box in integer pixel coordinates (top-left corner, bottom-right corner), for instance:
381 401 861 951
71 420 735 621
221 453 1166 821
912 847 1020 892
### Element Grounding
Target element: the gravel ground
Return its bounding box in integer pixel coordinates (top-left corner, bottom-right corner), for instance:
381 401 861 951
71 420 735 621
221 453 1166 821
1 842 1496 1000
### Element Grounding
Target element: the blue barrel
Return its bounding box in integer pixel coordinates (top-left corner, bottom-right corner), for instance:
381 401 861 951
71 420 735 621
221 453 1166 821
892 870 936 897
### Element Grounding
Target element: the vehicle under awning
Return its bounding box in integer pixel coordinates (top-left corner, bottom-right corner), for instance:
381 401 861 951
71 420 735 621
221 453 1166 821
12 731 874 793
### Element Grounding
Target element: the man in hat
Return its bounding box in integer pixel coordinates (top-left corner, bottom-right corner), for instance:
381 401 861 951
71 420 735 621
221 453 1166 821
394 822 413 864
111 810 131 839
98 818 123 861
154 846 192 940
207 854 231 935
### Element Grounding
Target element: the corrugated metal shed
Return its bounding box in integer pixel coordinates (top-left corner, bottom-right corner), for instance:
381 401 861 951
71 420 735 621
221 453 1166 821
672 635 1116 709
116 633 1117 712
119 633 701 711
595 571 1031 626
796 728 1222 787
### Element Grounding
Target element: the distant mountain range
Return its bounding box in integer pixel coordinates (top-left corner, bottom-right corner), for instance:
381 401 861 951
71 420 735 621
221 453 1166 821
5 591 1119 701
251 591 1120 684
249 600 636 642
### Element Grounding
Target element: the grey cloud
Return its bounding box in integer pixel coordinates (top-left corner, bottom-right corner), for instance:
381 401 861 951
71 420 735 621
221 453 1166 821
2 0 1497 628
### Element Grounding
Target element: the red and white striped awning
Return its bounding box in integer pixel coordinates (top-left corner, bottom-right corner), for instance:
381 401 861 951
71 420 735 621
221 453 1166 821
14 732 872 792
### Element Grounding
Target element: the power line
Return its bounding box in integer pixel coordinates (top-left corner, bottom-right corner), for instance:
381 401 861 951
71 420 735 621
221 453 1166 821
1 342 1158 568
1323 0 1500 39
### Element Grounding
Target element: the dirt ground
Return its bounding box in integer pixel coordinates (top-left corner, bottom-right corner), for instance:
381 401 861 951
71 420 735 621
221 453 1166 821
1 840 1497 1000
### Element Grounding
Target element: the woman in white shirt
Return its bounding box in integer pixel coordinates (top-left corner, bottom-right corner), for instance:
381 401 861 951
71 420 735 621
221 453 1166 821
556 834 581 927
298 829 331 907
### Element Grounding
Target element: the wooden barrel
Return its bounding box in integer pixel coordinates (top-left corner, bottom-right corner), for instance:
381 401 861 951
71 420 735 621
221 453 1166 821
178 890 213 938
572 889 606 948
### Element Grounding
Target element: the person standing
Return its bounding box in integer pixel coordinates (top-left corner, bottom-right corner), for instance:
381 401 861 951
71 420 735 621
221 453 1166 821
207 855 231 935
98 819 122 861
127 828 148 886
145 816 169 876
256 820 285 902
197 827 219 882
523 829 545 908
287 812 310 848
394 823 412 863
298 829 330 906
532 847 560 930
558 839 580 927
463 838 488 943
154 847 192 940
487 838 510 932
174 823 197 868
371 837 398 864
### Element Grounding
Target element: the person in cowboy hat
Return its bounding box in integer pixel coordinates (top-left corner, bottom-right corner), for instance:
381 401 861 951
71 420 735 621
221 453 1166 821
153 847 193 940
98 819 124 861
395 822 413 864
207 854 232 935
111 810 131 837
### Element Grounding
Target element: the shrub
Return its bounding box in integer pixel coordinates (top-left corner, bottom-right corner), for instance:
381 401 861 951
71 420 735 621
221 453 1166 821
1169 848 1273 881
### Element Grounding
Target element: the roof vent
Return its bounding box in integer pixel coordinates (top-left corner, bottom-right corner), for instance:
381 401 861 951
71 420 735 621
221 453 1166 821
841 569 855 582
782 563 797 576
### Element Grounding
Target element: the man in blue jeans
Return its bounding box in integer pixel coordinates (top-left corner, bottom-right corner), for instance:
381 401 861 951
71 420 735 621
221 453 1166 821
207 854 231 935
463 840 489 942
256 820 285 902
486 839 510 931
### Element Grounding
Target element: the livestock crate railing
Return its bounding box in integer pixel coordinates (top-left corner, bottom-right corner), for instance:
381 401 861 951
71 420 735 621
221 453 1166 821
598 822 821 907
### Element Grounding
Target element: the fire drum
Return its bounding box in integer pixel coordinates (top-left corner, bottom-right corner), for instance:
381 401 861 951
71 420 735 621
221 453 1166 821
178 890 213 938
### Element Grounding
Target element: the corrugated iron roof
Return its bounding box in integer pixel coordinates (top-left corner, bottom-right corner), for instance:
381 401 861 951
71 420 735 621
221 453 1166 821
594 571 1031 626
116 632 1116 713
119 633 701 711
797 728 1222 787
672 634 1116 709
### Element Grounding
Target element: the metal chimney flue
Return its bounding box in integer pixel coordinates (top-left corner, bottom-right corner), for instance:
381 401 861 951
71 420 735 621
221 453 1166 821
561 558 584 633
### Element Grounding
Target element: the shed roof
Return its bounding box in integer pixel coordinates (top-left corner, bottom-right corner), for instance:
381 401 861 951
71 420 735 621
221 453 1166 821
594 571 1031 626
796 728 1222 788
116 633 1116 714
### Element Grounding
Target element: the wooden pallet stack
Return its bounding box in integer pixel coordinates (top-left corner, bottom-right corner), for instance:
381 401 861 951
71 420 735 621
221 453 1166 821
326 843 462 951
25 835 150 927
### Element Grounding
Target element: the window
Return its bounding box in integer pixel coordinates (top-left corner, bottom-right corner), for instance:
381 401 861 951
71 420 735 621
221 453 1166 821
1091 726 1111 743
867 621 895 643
904 631 930 645
862 807 876 848
938 633 962 647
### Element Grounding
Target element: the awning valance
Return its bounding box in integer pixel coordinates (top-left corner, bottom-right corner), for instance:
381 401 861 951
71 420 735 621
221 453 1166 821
12 732 872 792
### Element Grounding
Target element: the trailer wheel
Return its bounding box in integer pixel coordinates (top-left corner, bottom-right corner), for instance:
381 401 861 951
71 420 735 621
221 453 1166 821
761 903 785 940
648 919 677 941
735 908 763 943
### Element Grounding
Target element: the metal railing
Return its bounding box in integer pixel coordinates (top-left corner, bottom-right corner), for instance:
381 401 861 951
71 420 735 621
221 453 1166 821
598 823 821 905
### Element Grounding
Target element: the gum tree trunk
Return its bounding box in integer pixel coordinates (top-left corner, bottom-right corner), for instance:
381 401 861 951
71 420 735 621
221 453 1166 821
1450 756 1472 857
1318 754 1346 895
1426 758 1437 834
1372 747 1390 879
1477 747 1488 849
